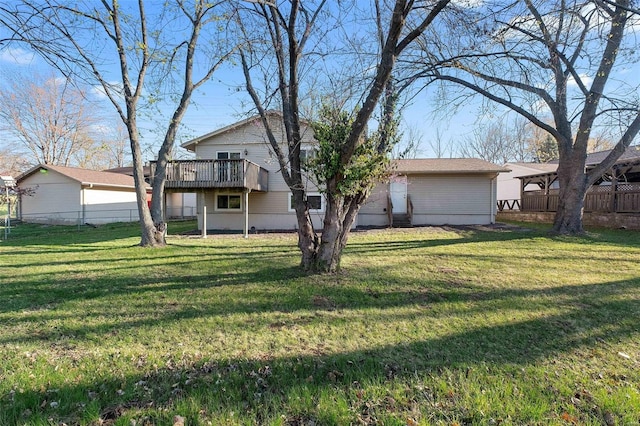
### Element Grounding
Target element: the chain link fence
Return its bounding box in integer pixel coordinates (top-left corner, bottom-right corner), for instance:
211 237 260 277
1 207 197 241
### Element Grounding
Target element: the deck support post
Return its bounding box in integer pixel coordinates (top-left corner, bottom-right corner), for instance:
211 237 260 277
243 190 249 239
202 204 207 238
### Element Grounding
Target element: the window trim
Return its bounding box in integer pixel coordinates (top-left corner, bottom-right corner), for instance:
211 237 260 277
288 192 325 213
216 150 242 160
215 193 242 211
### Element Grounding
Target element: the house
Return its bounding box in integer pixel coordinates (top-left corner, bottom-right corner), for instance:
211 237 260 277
497 162 558 210
152 113 509 233
104 166 196 219
16 164 150 224
360 158 510 227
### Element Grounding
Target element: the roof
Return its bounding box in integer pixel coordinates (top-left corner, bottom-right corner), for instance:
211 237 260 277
17 164 147 189
503 162 558 173
103 166 151 178
547 145 640 166
584 145 640 165
393 158 510 174
181 110 289 151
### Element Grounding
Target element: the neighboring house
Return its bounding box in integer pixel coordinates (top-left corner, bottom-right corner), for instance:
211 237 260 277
152 112 509 233
105 166 196 218
16 164 150 224
497 162 558 210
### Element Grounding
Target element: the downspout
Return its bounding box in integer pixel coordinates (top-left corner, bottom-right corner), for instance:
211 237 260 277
490 175 497 224
81 184 93 225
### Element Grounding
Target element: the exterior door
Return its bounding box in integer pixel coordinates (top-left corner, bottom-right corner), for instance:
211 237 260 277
216 151 242 182
390 179 407 214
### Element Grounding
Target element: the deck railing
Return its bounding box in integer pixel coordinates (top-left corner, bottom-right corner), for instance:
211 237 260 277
501 183 640 213
149 159 268 192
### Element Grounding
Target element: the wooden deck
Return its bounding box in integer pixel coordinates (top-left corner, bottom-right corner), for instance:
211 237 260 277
149 159 268 192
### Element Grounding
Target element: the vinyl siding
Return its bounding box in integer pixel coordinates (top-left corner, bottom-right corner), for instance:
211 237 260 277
198 190 324 231
83 188 140 223
358 183 390 226
194 117 317 193
358 174 497 226
19 171 81 223
408 175 492 215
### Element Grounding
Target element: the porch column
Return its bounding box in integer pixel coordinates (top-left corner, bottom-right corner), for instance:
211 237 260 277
610 170 618 213
243 190 249 239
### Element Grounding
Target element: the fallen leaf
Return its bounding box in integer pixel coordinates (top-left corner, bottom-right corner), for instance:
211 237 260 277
173 415 185 426
560 412 578 424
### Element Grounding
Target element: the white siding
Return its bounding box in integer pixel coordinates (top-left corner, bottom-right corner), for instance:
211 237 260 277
19 171 81 224
193 117 317 193
19 169 141 224
497 164 531 202
197 190 323 231
83 188 139 223
358 174 497 226
358 183 390 227
166 192 197 218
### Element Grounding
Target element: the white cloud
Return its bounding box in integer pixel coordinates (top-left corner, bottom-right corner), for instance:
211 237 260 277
451 0 484 8
0 47 35 65
567 73 593 88
91 81 124 100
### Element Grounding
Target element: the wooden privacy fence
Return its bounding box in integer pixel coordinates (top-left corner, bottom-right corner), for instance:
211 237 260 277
517 183 640 213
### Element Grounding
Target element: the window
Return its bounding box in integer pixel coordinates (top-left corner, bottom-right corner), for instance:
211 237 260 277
217 194 241 210
300 148 316 164
289 192 325 212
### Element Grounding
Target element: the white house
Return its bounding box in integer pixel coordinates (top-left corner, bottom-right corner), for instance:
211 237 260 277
16 164 149 224
497 162 558 210
153 113 509 233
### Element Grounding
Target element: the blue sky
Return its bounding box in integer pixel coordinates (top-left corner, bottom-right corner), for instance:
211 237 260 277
1 0 639 166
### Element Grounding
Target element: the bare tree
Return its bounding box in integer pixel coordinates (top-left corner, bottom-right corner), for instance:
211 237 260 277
0 71 97 167
0 0 232 245
413 0 640 234
72 122 130 170
236 0 451 272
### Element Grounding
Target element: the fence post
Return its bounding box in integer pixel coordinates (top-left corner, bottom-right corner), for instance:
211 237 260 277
78 211 82 230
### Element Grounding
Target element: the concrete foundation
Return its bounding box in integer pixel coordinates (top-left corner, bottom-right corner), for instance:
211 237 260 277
497 211 640 230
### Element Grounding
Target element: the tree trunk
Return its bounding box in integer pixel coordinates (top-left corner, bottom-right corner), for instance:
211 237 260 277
317 194 345 273
316 192 366 273
551 157 589 235
292 190 320 270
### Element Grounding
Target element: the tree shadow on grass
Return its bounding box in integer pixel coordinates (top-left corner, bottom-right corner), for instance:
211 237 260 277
1 279 638 424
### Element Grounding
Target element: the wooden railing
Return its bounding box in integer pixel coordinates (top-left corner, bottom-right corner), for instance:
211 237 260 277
517 183 640 213
497 199 522 212
149 159 268 192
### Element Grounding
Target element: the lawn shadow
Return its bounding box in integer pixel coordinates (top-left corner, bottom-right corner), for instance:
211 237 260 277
2 277 638 424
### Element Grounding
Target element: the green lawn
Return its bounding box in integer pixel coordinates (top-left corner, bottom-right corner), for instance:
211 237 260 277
0 222 638 425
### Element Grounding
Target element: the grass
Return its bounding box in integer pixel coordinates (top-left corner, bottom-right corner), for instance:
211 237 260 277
0 221 638 425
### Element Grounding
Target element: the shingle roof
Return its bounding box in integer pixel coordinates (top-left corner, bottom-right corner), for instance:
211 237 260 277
393 158 510 174
504 162 558 173
584 145 640 165
18 164 145 189
547 145 640 166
